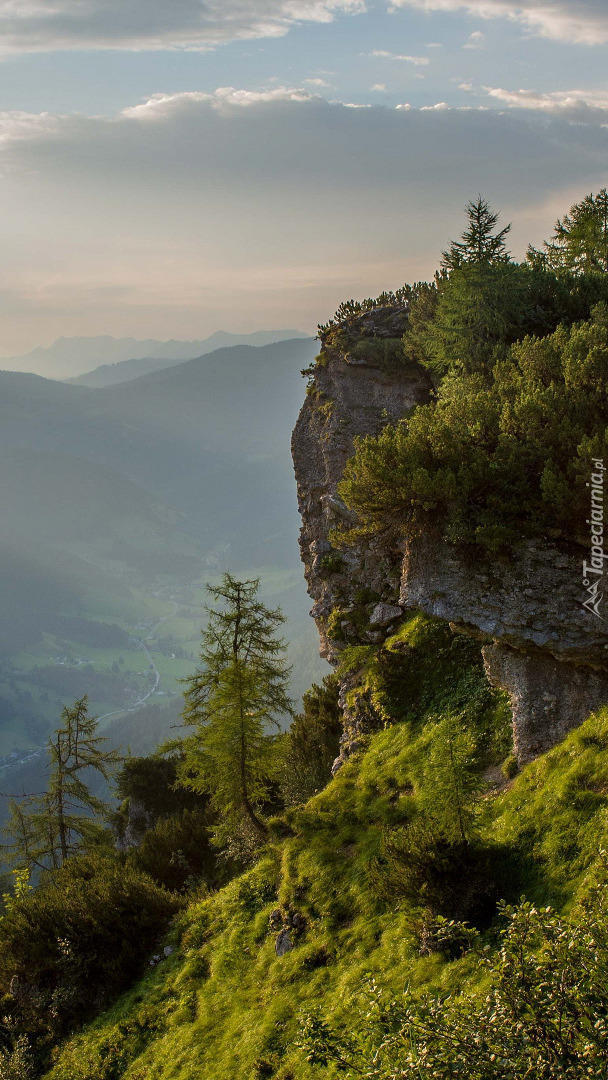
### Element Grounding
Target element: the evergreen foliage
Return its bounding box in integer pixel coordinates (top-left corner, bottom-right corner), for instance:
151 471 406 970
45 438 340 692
529 188 608 274
128 808 217 893
418 715 483 844
338 304 608 551
441 195 511 270
0 853 180 1053
5 698 121 873
175 574 293 843
280 675 342 806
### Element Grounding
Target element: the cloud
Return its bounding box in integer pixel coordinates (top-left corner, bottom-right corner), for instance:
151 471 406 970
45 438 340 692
370 83 387 91
0 0 365 53
484 85 608 120
389 1 608 45
368 49 430 63
0 88 607 350
463 29 485 47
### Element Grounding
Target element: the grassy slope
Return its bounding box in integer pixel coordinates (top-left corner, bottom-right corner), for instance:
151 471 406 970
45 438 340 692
45 617 608 1080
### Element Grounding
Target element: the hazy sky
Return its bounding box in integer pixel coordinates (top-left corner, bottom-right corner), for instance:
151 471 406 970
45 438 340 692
1 0 607 357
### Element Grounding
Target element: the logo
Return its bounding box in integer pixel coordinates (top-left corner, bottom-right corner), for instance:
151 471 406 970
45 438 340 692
582 458 606 620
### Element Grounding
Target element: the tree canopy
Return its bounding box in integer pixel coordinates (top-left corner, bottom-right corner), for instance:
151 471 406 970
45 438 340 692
441 196 511 271
528 189 608 275
5 697 121 873
175 574 292 844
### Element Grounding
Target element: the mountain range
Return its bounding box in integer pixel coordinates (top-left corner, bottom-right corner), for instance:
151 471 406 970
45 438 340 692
1 330 310 381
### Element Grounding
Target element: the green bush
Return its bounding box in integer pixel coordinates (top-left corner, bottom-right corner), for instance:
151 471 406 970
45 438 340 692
338 305 608 551
369 820 510 926
300 868 608 1078
0 854 180 1045
112 754 206 845
127 808 217 893
280 676 342 806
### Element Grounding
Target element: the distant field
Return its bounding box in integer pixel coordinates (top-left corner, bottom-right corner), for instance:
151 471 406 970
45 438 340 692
0 571 325 757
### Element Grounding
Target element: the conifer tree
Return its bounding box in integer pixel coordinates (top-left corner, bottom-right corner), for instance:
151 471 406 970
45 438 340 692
442 196 511 270
176 574 292 842
528 189 608 274
418 716 483 844
5 697 121 872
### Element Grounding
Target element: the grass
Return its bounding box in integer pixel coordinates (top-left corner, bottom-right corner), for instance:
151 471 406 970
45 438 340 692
43 613 608 1080
46 708 608 1079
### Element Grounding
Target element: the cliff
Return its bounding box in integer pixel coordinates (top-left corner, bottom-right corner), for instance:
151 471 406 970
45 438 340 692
292 304 608 768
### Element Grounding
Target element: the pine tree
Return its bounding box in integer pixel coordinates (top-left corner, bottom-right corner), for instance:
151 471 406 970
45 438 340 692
418 716 483 844
442 196 511 270
528 189 608 274
175 574 292 842
5 697 121 872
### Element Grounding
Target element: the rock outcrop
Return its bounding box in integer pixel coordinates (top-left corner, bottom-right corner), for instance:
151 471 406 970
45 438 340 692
401 526 608 763
292 304 608 769
292 304 432 768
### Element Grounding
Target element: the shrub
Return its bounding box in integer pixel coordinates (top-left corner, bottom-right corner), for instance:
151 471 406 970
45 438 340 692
281 676 342 806
0 854 180 1045
112 754 206 845
127 808 217 893
338 305 608 552
369 820 506 925
300 866 608 1078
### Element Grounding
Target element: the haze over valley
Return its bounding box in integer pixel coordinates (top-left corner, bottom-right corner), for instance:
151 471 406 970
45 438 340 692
0 333 324 813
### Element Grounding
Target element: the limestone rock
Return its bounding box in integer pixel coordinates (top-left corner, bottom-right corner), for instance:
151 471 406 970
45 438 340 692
275 929 293 957
483 643 608 764
370 603 403 628
291 303 431 675
400 526 608 668
401 524 608 763
292 302 608 769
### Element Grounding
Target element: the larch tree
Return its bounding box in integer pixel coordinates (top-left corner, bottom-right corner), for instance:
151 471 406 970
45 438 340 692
175 574 292 844
5 697 121 873
528 189 608 275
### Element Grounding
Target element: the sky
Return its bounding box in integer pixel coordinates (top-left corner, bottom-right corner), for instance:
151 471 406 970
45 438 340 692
0 0 607 359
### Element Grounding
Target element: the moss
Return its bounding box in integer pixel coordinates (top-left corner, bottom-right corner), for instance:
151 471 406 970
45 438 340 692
317 553 345 577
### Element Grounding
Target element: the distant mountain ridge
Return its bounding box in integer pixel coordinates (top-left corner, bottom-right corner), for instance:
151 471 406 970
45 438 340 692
1 329 310 381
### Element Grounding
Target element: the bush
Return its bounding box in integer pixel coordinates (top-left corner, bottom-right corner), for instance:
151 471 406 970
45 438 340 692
338 305 608 551
0 854 180 1045
113 754 206 845
281 677 342 806
127 808 217 893
369 820 507 925
300 866 608 1078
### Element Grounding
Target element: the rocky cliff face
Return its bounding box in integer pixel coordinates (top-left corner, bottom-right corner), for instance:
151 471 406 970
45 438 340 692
292 305 608 770
402 527 608 762
292 304 432 768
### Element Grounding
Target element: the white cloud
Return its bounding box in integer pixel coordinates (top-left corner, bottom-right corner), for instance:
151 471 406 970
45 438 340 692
368 49 430 63
304 77 331 86
390 1 608 46
484 85 608 119
463 29 485 47
370 82 387 91
0 0 365 53
122 86 315 120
